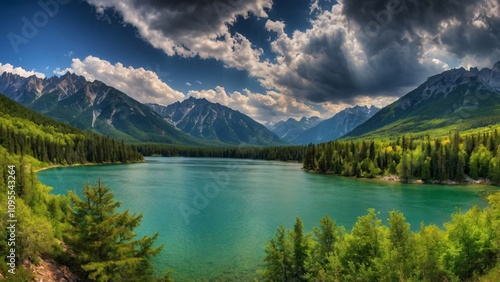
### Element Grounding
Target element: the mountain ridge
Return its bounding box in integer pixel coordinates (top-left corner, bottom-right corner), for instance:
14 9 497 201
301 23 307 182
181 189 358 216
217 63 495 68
268 116 322 143
147 97 286 146
292 105 379 144
345 62 500 139
0 72 205 145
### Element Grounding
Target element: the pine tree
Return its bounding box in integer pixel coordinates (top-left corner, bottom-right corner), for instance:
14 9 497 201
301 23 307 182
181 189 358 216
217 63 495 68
67 178 165 281
262 225 293 281
386 211 415 281
292 217 308 280
312 215 342 268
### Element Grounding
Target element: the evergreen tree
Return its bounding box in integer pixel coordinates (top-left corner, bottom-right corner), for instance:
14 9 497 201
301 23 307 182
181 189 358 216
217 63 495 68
341 209 382 281
291 217 308 281
67 179 165 281
262 225 293 281
383 211 415 281
312 215 341 266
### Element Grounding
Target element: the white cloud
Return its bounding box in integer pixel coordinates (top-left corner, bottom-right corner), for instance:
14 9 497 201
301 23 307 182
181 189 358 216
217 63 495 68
309 0 322 14
0 63 45 78
85 0 272 73
186 82 192 86
66 56 184 105
53 67 72 76
187 86 327 123
82 0 404 109
265 20 285 36
79 0 500 121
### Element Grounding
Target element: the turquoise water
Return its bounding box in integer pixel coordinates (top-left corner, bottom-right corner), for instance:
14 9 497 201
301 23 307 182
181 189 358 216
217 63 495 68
37 157 492 281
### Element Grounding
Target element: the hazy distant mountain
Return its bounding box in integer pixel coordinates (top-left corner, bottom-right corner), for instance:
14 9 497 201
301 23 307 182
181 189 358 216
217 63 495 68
345 62 500 138
148 97 286 146
291 105 379 144
0 72 202 144
268 117 321 142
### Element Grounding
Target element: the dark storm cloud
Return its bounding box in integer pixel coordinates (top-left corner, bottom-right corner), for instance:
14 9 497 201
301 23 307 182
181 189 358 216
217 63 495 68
85 0 500 106
282 0 500 103
127 0 268 37
343 0 500 59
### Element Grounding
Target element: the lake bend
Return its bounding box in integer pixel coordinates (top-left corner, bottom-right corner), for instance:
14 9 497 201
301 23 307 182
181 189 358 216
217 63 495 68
37 157 495 281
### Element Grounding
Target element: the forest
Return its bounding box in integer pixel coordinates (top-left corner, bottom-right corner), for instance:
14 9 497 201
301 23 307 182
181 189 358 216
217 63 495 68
260 192 500 281
303 129 500 185
136 143 304 161
0 94 142 164
138 127 500 186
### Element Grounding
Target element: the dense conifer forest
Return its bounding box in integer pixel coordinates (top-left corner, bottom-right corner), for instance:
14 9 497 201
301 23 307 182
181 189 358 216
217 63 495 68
138 127 500 186
0 94 143 164
302 129 500 185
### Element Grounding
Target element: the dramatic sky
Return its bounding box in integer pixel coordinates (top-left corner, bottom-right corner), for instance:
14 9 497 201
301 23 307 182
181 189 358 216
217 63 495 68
1 0 500 123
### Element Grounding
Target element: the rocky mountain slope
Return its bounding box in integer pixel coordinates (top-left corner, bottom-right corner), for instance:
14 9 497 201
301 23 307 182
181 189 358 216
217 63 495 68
0 72 206 144
345 62 500 138
268 116 321 143
148 97 286 146
292 106 379 144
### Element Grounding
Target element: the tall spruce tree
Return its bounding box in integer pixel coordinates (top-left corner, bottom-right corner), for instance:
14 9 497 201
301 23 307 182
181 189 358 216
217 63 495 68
292 217 308 281
67 179 166 281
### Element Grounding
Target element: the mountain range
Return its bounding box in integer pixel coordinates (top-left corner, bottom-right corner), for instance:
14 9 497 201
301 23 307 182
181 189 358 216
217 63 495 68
345 62 500 138
147 97 285 146
0 72 201 144
267 117 321 143
2 61 500 146
0 72 284 146
292 105 379 144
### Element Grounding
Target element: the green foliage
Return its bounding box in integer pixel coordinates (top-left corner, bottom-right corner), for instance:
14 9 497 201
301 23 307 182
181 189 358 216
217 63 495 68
138 143 305 162
0 94 143 165
0 147 70 278
303 130 500 185
341 209 382 281
260 193 500 281
414 224 449 281
292 217 309 281
444 206 497 279
67 179 166 281
261 225 293 281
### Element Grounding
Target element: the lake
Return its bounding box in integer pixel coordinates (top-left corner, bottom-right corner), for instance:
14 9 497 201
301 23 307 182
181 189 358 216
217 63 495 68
37 157 493 281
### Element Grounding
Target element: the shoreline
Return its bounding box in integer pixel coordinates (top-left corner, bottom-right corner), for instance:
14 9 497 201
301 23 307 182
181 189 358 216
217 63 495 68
304 168 493 187
34 160 144 173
